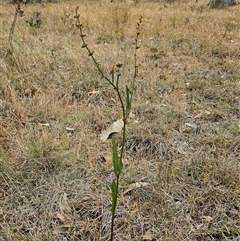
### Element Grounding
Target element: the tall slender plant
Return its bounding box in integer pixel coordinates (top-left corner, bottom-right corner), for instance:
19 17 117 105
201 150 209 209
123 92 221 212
74 7 142 240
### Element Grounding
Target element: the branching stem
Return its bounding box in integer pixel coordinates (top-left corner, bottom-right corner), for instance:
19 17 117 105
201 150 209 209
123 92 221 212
75 8 142 241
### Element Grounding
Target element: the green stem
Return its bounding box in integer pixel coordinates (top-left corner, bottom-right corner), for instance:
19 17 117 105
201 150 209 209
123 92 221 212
110 175 119 241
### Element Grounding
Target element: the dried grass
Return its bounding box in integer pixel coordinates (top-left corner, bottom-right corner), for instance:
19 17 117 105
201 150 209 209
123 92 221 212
0 0 240 240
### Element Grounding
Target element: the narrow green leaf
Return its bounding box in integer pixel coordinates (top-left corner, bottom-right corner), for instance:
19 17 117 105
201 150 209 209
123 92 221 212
111 180 117 213
112 138 119 175
118 160 123 174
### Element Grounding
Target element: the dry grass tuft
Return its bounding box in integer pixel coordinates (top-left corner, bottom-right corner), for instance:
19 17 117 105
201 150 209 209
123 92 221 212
0 0 240 240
